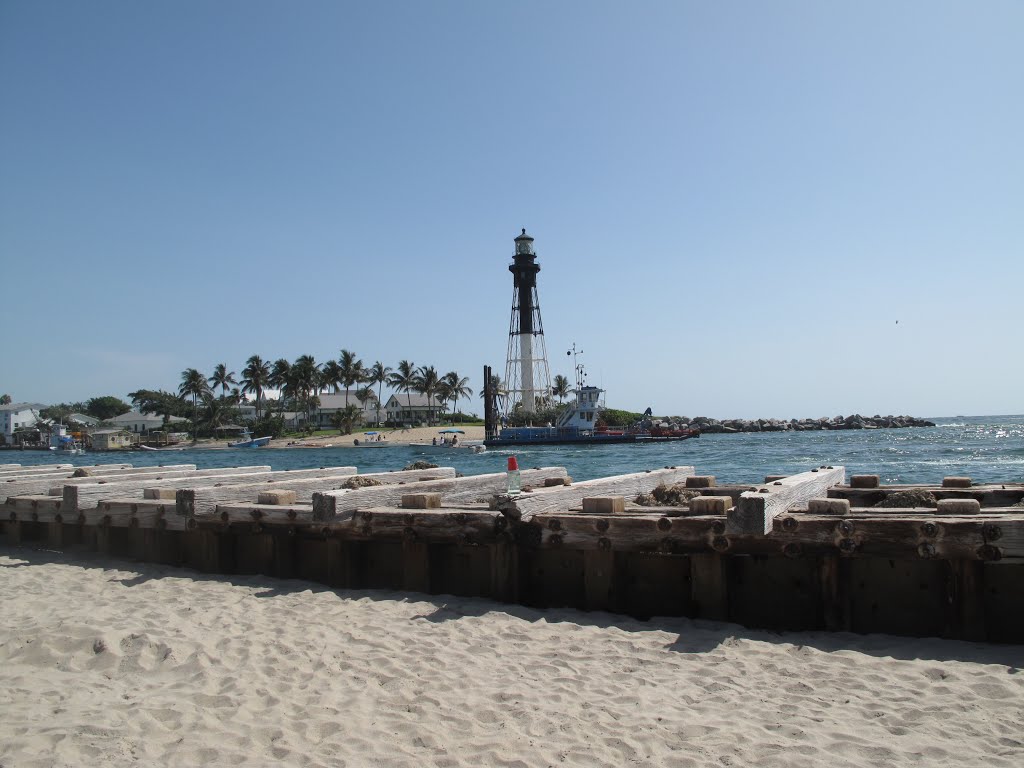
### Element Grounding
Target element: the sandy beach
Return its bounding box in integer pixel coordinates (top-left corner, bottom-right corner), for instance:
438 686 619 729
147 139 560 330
1 547 1021 767
187 425 486 450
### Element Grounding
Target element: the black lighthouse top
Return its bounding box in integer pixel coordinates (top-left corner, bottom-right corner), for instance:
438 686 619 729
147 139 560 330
510 228 540 284
514 228 535 256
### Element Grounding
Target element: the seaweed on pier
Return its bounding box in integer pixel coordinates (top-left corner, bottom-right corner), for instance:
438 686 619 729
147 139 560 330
635 484 700 507
875 489 938 508
341 476 384 489
404 461 439 471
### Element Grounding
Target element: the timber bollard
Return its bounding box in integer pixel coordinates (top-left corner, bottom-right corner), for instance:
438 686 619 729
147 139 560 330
808 498 851 515
690 496 732 515
582 496 626 515
401 493 442 509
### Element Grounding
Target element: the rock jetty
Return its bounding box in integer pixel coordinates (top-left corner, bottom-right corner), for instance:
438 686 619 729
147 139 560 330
660 414 936 434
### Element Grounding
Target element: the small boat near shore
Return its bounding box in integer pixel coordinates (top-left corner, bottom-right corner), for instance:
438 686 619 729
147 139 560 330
353 431 389 447
227 429 272 448
138 445 186 452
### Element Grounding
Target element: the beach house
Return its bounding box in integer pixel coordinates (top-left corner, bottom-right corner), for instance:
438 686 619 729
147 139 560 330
0 402 42 445
314 392 382 429
384 393 445 426
108 410 185 435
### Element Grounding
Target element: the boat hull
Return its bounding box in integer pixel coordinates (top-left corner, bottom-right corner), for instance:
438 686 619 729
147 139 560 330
484 431 699 447
227 436 272 448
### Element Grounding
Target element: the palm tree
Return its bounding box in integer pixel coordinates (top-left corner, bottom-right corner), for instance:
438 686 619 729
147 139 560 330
291 355 321 428
321 360 343 394
552 374 571 405
178 368 210 437
436 380 453 423
208 363 237 399
241 355 270 420
367 361 392 426
338 349 365 407
443 371 473 424
198 392 233 436
268 358 292 414
413 365 440 426
355 385 376 424
387 360 416 426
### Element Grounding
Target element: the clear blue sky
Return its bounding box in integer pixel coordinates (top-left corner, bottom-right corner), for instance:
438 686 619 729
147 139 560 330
2 1 1021 419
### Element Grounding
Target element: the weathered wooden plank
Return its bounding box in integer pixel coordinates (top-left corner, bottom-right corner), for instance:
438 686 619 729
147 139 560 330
820 556 850 632
88 499 176 529
6 495 63 522
0 463 96 478
208 503 314 527
947 560 986 641
313 467 569 521
498 467 696 523
728 467 846 535
60 466 275 511
1 464 195 499
490 533 518 602
524 511 1024 561
402 540 431 592
690 554 728 621
583 549 615 611
320 507 500 544
179 467 452 518
795 505 1024 518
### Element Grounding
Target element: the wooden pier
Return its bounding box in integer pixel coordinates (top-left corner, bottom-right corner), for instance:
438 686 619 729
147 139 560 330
2 462 1022 643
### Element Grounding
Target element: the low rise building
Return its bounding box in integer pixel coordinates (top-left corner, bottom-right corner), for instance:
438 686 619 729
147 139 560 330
89 429 135 451
384 393 445 426
107 410 184 434
0 402 42 444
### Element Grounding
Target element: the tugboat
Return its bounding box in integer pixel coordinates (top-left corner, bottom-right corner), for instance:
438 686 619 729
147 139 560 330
482 364 699 447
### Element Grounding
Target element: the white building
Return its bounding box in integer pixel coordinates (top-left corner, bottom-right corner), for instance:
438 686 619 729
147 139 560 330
107 410 184 434
0 403 42 444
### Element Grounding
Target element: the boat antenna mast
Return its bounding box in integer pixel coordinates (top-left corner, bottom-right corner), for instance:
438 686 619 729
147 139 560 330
567 342 587 391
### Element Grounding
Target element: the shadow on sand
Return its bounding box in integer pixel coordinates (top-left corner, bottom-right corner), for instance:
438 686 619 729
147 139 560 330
2 543 1022 670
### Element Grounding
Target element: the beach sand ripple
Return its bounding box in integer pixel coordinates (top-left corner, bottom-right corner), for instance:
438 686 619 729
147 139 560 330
1 547 1022 767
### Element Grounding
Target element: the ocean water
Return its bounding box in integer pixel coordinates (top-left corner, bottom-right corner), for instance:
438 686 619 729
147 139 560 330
9 415 1024 485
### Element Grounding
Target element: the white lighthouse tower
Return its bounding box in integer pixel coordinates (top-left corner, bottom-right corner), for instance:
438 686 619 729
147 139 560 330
504 228 552 415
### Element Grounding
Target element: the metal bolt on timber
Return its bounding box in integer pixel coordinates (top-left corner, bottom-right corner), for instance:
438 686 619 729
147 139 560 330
921 522 939 538
548 519 562 531
657 517 672 531
917 543 936 558
594 519 609 533
977 544 1001 561
983 524 1002 541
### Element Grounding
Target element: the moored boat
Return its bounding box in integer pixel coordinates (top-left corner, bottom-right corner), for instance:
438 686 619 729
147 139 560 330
484 378 699 448
227 429 272 448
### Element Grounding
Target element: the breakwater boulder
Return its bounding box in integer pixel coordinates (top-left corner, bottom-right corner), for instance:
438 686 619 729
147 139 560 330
663 414 935 433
